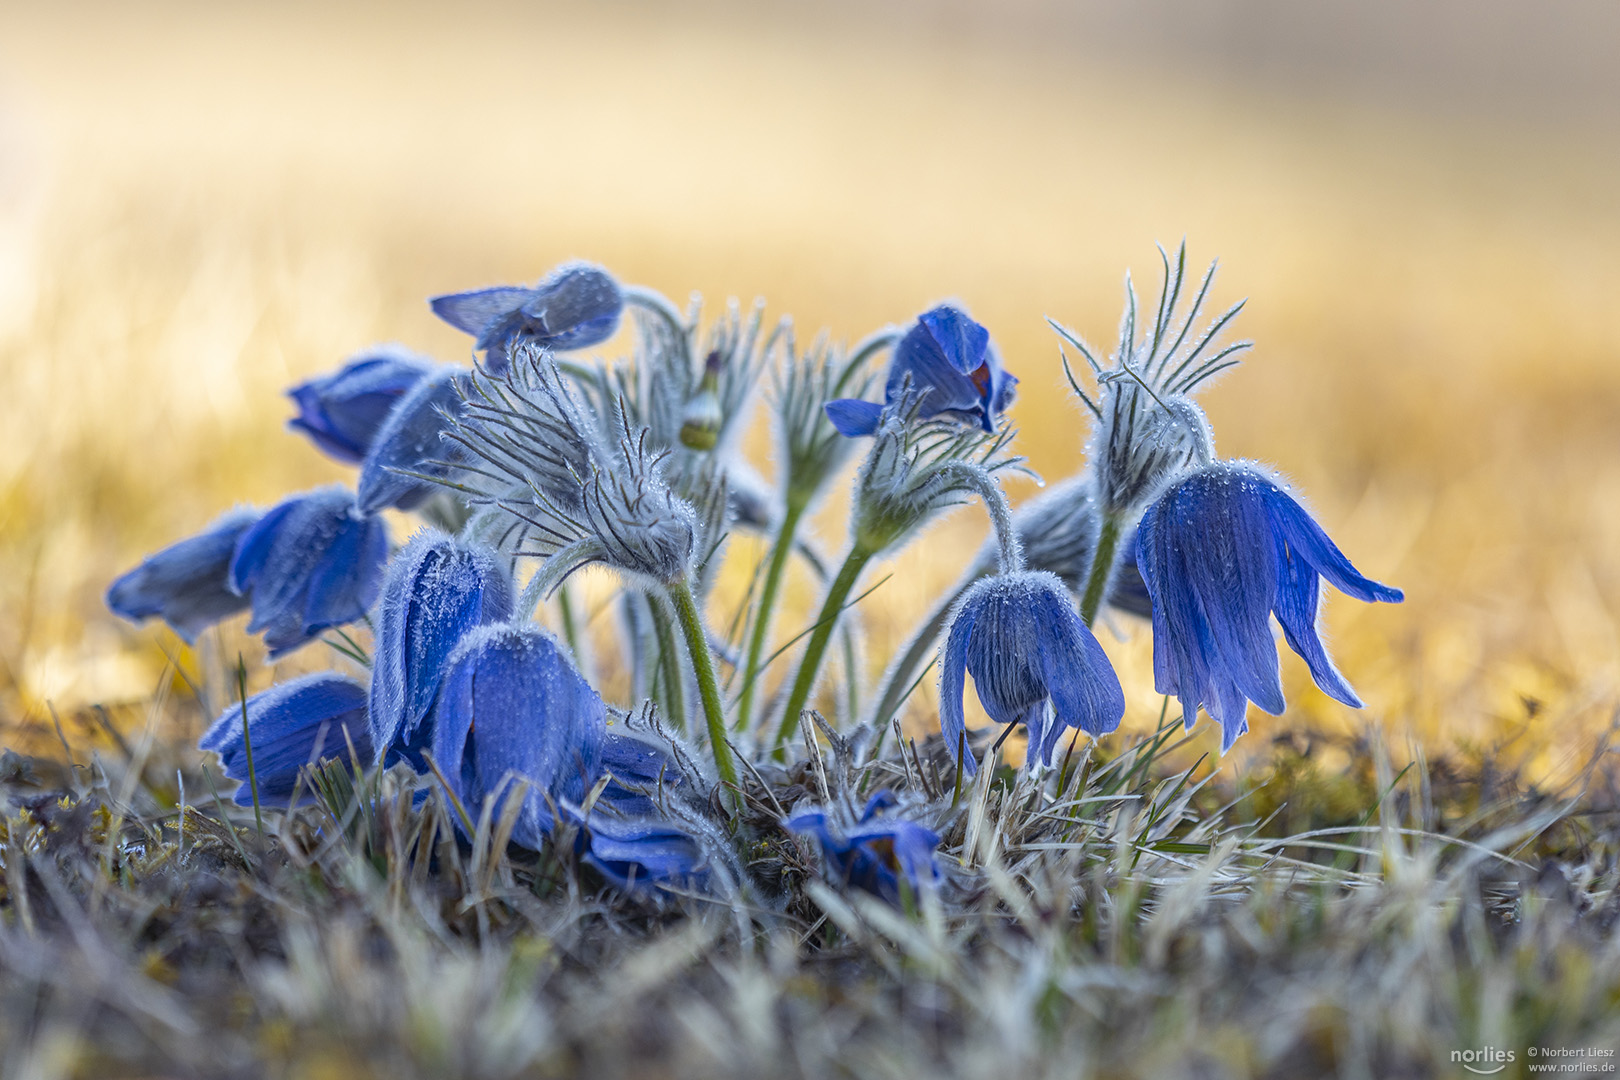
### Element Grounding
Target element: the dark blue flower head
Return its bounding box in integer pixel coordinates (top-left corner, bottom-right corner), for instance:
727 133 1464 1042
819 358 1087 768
286 346 435 464
784 791 942 905
431 624 606 848
824 303 1016 437
228 486 389 658
1135 460 1404 751
369 530 513 770
356 366 471 514
106 508 259 644
581 813 711 894
199 673 372 807
595 726 696 817
430 262 624 376
941 570 1125 775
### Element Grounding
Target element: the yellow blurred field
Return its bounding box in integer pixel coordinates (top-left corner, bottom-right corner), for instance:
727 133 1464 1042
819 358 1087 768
2 1 1618 772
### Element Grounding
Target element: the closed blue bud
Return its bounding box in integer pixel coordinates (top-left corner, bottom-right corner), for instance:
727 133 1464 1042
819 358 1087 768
357 366 470 514
106 508 259 644
199 673 371 807
582 813 710 893
430 261 624 376
784 790 941 905
824 304 1017 437
286 346 435 464
431 624 606 847
369 530 513 769
940 570 1125 775
1135 460 1404 751
228 487 389 658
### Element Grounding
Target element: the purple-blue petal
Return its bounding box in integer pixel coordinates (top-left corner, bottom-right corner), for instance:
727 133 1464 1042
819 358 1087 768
824 398 885 437
430 286 537 337
357 367 470 514
199 673 370 807
286 347 435 464
106 509 259 644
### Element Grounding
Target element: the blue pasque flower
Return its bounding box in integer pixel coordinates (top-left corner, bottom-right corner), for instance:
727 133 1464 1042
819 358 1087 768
593 725 700 817
357 366 471 514
369 531 513 769
784 791 941 905
228 487 389 657
287 346 434 464
430 262 624 376
581 813 711 893
199 673 372 807
1134 460 1405 751
431 624 606 847
107 508 260 643
824 303 1016 437
940 570 1125 775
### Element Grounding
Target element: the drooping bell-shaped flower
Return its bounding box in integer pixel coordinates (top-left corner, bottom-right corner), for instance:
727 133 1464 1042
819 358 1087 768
106 508 260 643
581 813 712 894
594 726 697 817
1135 460 1404 751
824 304 1017 437
369 531 513 769
431 624 606 847
199 673 372 807
228 487 389 657
356 366 471 514
430 261 624 376
940 570 1125 775
784 790 942 905
286 346 435 464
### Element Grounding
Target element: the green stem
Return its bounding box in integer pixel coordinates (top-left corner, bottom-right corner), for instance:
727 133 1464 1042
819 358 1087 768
1079 513 1123 627
667 575 738 795
775 543 876 752
736 495 809 731
647 594 686 733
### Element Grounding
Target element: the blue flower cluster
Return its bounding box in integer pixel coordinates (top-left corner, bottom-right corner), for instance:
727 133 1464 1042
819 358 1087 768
105 245 1404 907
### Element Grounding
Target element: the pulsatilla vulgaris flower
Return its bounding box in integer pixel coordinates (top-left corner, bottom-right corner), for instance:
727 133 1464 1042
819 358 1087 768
784 791 942 905
286 346 434 464
596 727 695 817
825 304 1016 437
1134 460 1404 751
369 531 513 769
582 813 711 894
430 261 624 376
228 487 389 657
107 508 259 643
941 570 1125 774
357 366 471 514
199 673 372 807
431 624 606 847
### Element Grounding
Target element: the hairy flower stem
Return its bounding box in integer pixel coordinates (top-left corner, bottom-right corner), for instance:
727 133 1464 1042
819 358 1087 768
666 574 739 797
1079 513 1123 627
735 494 809 732
775 543 876 754
647 595 686 734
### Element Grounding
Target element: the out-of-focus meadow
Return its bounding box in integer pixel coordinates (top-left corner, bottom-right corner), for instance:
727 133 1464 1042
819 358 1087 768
2 0 1618 771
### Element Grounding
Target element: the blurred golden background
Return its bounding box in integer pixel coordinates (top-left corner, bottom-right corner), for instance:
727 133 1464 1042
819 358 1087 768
2 1 1618 770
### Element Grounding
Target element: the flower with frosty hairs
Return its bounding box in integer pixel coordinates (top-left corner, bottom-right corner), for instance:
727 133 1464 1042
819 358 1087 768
369 530 513 769
107 508 260 644
430 261 624 376
825 303 1016 437
286 346 435 464
940 570 1125 775
357 366 472 514
199 673 371 807
228 486 389 658
431 623 606 847
1135 460 1404 751
784 790 942 905
596 726 698 817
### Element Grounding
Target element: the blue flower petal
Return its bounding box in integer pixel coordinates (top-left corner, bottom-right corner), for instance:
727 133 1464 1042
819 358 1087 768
430 286 537 337
1033 586 1125 748
583 814 709 893
938 593 977 774
286 348 435 464
200 673 370 807
357 367 470 514
824 398 885 437
106 509 259 644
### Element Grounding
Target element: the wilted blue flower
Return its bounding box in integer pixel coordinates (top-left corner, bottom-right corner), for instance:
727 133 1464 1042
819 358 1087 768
286 346 434 464
199 673 372 807
228 487 389 657
369 531 513 769
1135 460 1405 751
582 813 710 893
431 624 606 847
430 262 624 375
357 366 470 514
784 791 941 905
824 304 1016 437
106 509 260 644
940 570 1125 775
